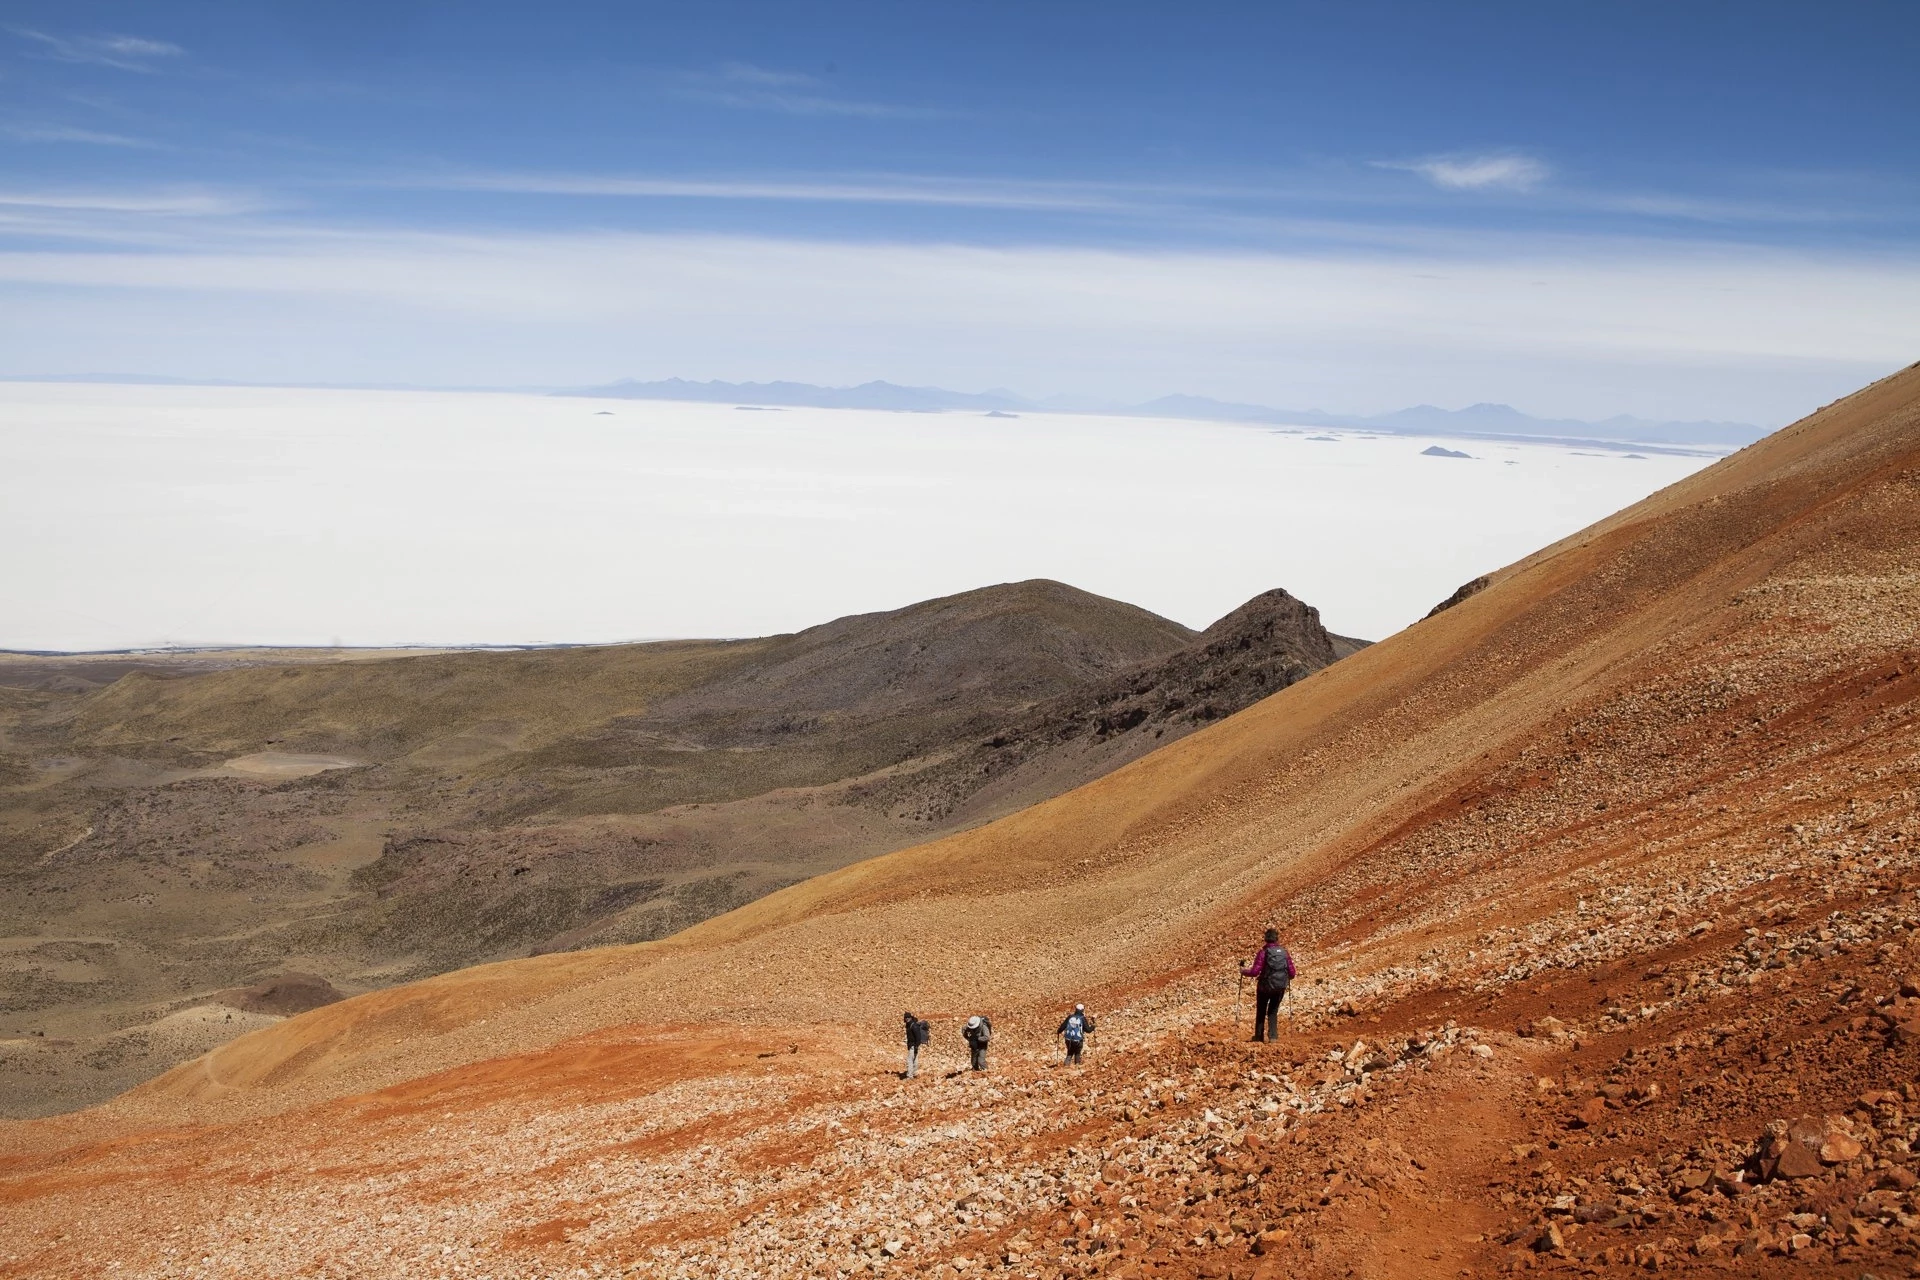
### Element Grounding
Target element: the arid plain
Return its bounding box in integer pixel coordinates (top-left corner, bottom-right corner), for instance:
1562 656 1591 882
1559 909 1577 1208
0 581 1359 1116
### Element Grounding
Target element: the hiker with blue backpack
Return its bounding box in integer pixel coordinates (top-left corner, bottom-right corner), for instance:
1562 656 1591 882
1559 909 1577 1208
1241 927 1295 1042
1056 1003 1094 1065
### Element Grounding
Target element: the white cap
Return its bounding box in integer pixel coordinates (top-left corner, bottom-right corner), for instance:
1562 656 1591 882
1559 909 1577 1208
1074 1004 1085 1013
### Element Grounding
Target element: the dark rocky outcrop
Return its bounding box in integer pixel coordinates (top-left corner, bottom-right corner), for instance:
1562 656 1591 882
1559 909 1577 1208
851 589 1366 825
1426 574 1492 618
214 973 345 1016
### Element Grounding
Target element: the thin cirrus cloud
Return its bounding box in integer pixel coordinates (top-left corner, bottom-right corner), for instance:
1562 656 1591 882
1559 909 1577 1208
1377 151 1552 192
416 170 1142 212
395 164 1892 244
3 222 1914 367
0 121 156 148
672 62 950 119
0 187 258 215
0 186 269 254
0 221 1912 424
10 28 183 72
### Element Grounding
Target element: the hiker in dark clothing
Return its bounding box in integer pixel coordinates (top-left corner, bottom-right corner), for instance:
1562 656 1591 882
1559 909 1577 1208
962 1015 992 1071
903 1011 930 1078
1242 927 1295 1042
1056 1003 1093 1065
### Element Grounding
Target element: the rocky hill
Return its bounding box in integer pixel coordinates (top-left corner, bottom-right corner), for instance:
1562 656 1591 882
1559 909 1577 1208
0 579 1358 1116
2 363 1913 1278
851 588 1361 827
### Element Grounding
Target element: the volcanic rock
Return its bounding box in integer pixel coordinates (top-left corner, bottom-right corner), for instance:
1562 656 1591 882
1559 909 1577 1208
213 973 345 1017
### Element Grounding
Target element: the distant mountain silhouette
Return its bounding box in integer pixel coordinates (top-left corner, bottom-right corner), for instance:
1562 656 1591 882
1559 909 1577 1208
1128 393 1765 446
563 377 1028 413
1372 401 1764 447
2 372 1767 447
563 379 1768 447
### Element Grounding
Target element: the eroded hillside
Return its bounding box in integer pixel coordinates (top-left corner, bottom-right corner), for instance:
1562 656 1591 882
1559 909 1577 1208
0 580 1356 1116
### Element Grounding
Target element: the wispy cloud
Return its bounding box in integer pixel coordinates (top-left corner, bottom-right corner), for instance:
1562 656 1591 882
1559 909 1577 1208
411 170 1137 212
1377 151 1551 192
2 221 1912 369
674 62 947 119
1591 190 1871 225
0 121 156 148
11 29 184 73
0 185 271 250
0 188 258 216
401 162 1902 245
0 218 1909 430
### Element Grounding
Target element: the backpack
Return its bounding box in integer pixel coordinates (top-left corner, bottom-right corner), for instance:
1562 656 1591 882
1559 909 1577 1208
909 1018 930 1047
1062 1013 1086 1044
1259 944 1294 995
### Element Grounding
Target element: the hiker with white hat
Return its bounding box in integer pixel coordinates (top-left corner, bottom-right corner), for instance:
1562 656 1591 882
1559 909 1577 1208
961 1014 992 1071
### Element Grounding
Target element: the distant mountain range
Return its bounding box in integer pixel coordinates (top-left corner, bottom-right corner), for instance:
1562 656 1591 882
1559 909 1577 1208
561 376 1029 413
3 372 1767 448
563 378 1769 447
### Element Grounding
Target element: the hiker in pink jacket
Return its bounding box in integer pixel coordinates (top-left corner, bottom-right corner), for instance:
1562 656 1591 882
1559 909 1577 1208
1242 927 1295 1042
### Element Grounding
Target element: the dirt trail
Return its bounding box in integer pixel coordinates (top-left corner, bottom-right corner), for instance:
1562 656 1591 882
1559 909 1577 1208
3 362 1920 1277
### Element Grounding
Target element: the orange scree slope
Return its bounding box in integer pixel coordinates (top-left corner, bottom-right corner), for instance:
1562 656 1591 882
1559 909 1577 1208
3 361 1919 1280
124 360 1920 1115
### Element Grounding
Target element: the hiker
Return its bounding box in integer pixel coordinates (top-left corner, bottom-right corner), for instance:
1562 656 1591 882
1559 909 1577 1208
962 1014 992 1071
1241 927 1295 1042
903 1010 931 1078
1056 1003 1094 1065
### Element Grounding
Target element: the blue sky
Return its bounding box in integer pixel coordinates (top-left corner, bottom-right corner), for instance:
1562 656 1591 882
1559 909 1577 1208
2 1 1917 423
